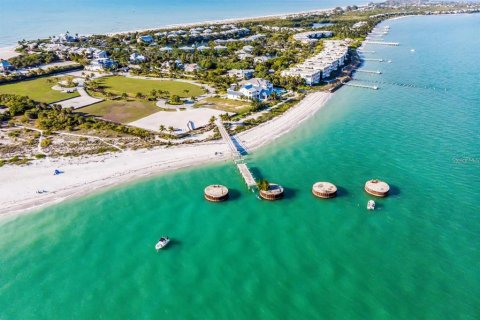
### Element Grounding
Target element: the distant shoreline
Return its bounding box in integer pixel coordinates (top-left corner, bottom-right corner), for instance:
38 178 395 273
0 3 356 55
104 6 342 37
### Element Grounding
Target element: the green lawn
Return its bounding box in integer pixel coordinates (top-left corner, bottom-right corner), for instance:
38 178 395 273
195 97 251 114
95 76 204 98
78 100 160 123
0 77 79 103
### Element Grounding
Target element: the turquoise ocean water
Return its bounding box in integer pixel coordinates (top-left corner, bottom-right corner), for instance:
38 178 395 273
1 14 480 319
0 0 357 47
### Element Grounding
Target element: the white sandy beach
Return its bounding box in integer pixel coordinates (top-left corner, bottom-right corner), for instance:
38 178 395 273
0 92 332 217
0 46 20 60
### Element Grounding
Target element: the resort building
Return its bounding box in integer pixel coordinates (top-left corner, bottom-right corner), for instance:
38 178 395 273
292 31 334 44
227 78 273 101
281 40 348 85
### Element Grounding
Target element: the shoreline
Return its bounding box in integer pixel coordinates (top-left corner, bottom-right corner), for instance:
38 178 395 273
0 92 332 218
104 6 341 37
0 3 362 51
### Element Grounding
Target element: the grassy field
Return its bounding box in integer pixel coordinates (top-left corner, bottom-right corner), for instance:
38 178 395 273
195 97 251 114
0 77 79 103
78 100 159 123
95 76 204 98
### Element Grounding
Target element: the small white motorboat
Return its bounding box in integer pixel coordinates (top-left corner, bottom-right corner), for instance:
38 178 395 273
155 237 170 251
367 200 376 210
410 48 415 52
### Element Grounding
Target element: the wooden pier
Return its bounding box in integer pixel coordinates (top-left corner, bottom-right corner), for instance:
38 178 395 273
363 58 384 62
356 70 382 74
364 41 400 46
216 120 257 189
344 82 379 90
237 163 257 188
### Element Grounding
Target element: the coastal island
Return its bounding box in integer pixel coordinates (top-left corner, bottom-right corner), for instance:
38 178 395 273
0 1 479 215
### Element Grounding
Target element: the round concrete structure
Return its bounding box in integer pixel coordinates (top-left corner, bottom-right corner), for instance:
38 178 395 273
259 183 284 201
312 182 337 199
204 185 229 202
364 179 390 197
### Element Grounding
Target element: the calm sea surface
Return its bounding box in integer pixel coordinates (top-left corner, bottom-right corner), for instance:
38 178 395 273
1 14 480 320
0 0 359 47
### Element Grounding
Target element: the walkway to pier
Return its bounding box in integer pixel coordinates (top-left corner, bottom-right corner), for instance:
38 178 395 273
216 119 241 160
216 120 257 189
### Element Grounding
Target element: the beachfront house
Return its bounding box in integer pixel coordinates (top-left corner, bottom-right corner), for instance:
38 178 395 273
159 46 173 52
130 53 146 63
227 78 273 101
184 63 200 73
214 45 228 51
87 58 117 71
137 35 154 44
0 60 14 73
179 46 195 52
93 50 108 59
52 32 78 43
254 55 272 64
227 69 254 80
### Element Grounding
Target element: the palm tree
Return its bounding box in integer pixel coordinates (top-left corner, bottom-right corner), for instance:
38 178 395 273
209 116 216 125
257 179 270 191
159 125 165 132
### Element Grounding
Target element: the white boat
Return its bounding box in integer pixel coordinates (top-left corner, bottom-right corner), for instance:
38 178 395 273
410 49 415 52
367 200 375 210
155 237 170 251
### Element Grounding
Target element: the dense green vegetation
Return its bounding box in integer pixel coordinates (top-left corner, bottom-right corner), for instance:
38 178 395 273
0 94 151 137
8 52 59 68
0 77 79 103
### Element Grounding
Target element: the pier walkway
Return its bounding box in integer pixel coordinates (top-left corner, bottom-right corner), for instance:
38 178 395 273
216 120 257 188
364 41 400 46
356 70 382 74
363 58 384 62
344 82 379 90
